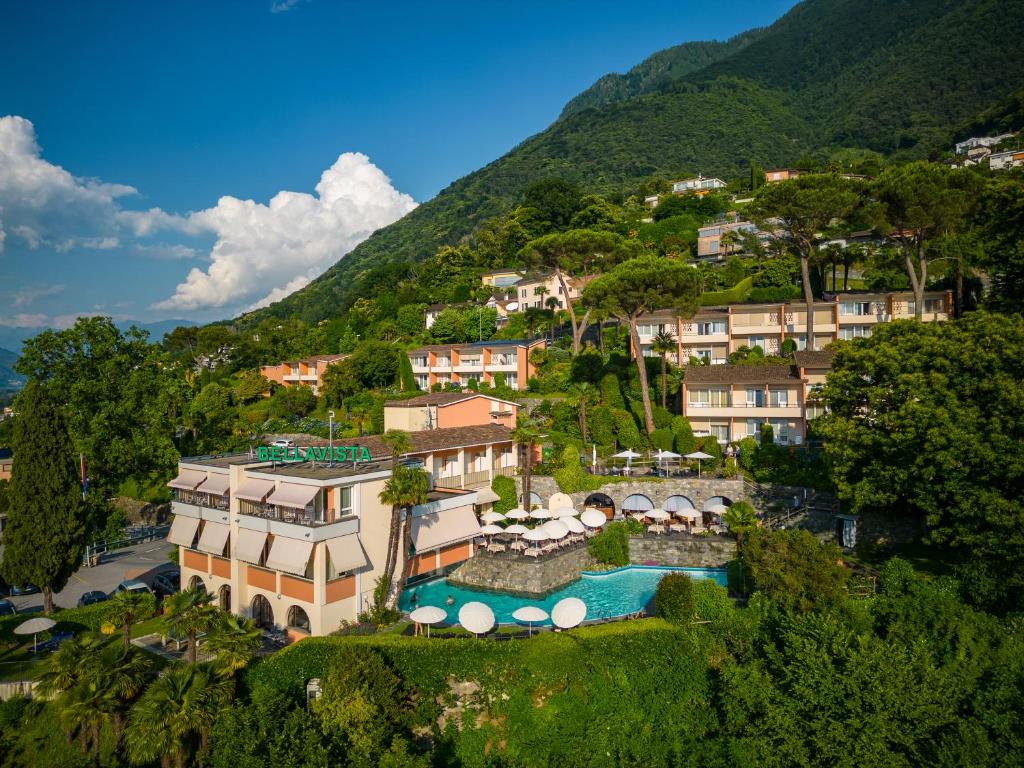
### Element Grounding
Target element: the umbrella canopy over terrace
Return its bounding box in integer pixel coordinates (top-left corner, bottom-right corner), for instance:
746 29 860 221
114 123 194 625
530 507 553 520
551 598 587 629
505 524 529 536
505 508 530 520
552 506 578 518
646 509 671 521
580 509 607 528
409 606 446 637
459 602 495 636
480 511 506 524
480 524 504 535
512 606 548 636
685 450 714 478
523 528 550 542
562 517 586 534
14 617 56 653
542 520 569 539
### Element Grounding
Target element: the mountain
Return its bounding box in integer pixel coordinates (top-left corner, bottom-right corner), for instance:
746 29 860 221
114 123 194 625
244 0 1024 326
0 347 25 392
0 318 195 354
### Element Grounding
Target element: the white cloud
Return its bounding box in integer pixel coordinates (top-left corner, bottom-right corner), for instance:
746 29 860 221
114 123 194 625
0 116 138 254
7 284 65 308
153 152 417 311
270 0 309 13
0 313 48 328
132 243 202 261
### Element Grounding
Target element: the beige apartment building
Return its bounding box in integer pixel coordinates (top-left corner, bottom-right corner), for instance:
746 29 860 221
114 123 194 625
634 291 952 364
383 391 519 433
406 339 545 391
515 272 588 310
259 354 348 396
167 405 518 638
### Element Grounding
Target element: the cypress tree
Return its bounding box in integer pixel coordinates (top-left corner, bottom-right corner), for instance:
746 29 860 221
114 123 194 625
0 381 86 613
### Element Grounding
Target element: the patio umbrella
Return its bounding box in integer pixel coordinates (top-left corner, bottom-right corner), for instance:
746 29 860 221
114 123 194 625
529 507 553 520
474 488 501 505
512 606 549 636
654 449 681 471
675 509 701 520
646 509 670 521
580 509 607 528
551 597 587 630
505 508 530 520
458 602 495 637
409 605 446 638
552 506 578 518
562 517 586 534
480 524 504 536
685 450 714 478
480 511 506 524
523 528 550 542
504 524 529 536
543 520 569 539
14 616 56 653
708 503 729 515
612 449 642 473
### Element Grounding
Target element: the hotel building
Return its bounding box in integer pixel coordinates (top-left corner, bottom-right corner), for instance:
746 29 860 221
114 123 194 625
166 395 517 637
634 290 952 364
259 354 349 397
406 339 545 391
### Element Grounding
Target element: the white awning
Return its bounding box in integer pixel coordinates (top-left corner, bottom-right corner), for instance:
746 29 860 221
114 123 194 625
325 534 370 573
474 488 500 504
234 478 275 503
266 537 314 576
196 521 230 555
266 482 320 509
411 506 482 552
167 515 201 547
235 528 268 564
167 469 206 491
198 474 230 496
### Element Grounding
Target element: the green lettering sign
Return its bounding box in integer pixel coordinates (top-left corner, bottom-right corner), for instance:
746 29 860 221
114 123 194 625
256 446 269 461
258 445 373 464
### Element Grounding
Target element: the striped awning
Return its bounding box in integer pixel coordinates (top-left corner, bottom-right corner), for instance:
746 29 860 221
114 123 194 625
411 506 482 552
198 473 230 496
266 482 320 510
325 534 369 573
234 528 268 564
167 469 206 491
196 521 230 555
266 537 314 576
167 515 201 547
234 478 275 503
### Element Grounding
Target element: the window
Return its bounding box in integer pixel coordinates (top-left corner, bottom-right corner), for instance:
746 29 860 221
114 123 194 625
415 375 428 389
410 356 427 367
506 374 518 389
689 389 710 407
436 376 449 386
336 486 353 517
697 321 727 336
769 420 790 444
290 364 299 375
747 336 766 351
694 349 712 363
924 297 943 313
746 388 765 407
436 356 450 367
709 423 729 442
840 301 873 316
709 388 728 407
839 326 872 340
768 388 789 407
746 419 762 441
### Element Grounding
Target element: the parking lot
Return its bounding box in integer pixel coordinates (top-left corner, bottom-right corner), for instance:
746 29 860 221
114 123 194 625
5 537 178 612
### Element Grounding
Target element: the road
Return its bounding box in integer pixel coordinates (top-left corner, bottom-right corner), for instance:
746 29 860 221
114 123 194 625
6 537 178 613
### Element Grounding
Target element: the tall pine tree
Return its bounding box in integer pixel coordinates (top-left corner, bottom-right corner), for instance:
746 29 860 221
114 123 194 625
0 381 86 613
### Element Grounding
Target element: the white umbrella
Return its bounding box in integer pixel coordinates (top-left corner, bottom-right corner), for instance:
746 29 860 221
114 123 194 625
583 506 604 515
506 508 530 520
523 528 550 542
562 517 586 534
409 605 446 638
480 524 504 535
474 488 501 505
613 449 642 459
543 520 569 539
552 506 577 518
551 597 587 629
654 449 681 460
14 616 56 653
547 492 574 511
512 606 549 636
530 507 553 520
458 602 495 637
646 509 670 521
480 511 506 524
707 503 729 515
675 509 701 520
685 450 714 478
505 524 529 536
580 509 607 528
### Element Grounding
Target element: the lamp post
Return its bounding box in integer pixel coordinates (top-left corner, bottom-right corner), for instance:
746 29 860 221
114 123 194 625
328 410 335 467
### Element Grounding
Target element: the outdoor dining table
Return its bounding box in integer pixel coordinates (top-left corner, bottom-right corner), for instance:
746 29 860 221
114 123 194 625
509 540 526 551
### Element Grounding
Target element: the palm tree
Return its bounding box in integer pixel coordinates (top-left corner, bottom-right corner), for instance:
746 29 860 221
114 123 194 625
107 589 155 649
566 383 596 442
203 614 262 675
125 663 232 768
723 501 759 590
378 463 430 601
513 418 542 512
36 633 103 698
545 296 561 341
379 430 413 592
650 330 678 410
164 588 221 664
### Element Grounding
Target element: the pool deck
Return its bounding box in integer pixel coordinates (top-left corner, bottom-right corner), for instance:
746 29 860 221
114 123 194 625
447 545 597 597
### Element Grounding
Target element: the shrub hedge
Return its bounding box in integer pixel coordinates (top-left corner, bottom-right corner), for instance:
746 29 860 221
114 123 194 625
655 573 694 623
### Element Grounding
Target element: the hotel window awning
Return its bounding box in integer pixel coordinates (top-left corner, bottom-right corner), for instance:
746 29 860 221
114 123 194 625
167 515 201 547
198 474 230 496
234 478 275 503
196 521 230 555
167 469 206 491
235 528 268 565
325 534 370 573
411 506 482 552
266 537 314 576
266 482 320 509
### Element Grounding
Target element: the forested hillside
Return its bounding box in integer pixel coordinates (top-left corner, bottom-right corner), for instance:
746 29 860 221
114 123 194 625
241 0 1024 326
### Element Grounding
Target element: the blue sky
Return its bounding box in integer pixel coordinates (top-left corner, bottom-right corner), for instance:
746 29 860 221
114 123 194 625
0 0 796 333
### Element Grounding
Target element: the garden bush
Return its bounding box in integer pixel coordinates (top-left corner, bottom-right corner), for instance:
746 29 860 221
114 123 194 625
491 475 517 515
600 373 625 408
655 573 694 623
587 521 631 566
652 405 673 429
697 436 722 463
553 445 603 494
612 408 644 450
589 406 616 447
651 427 674 451
671 416 696 455
879 556 916 597
691 580 733 623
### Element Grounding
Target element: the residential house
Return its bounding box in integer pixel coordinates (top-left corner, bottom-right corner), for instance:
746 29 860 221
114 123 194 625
793 349 834 421
671 174 728 196
406 339 545 391
955 133 1016 155
0 447 11 481
990 148 1024 171
384 392 518 432
697 216 771 261
634 290 952 364
515 272 588 310
424 304 446 330
260 354 349 397
765 168 802 184
481 269 524 289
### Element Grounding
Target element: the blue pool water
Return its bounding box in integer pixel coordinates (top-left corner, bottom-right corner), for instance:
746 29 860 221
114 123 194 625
398 566 728 625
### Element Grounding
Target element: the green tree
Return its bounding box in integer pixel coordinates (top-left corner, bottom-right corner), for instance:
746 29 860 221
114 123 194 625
378 445 430 599
164 588 222 664
583 256 700 434
723 501 758 544
977 168 1024 311
203 614 262 675
872 162 980 319
566 382 597 442
521 178 583 231
513 417 543 512
106 589 157 649
743 529 849 614
233 370 269 404
650 330 678 410
189 382 236 451
751 175 861 350
0 381 86 613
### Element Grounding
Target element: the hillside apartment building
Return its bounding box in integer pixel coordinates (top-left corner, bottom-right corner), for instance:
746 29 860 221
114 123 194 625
680 349 834 447
671 174 728 196
633 290 952 365
514 272 590 310
260 354 348 397
406 339 546 391
696 216 772 261
166 393 518 637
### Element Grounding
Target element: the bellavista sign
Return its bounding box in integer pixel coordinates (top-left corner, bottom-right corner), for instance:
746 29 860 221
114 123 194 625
257 445 372 463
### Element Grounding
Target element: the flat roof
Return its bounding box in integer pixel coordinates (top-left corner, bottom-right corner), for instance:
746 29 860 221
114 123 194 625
179 453 263 469
386 392 517 408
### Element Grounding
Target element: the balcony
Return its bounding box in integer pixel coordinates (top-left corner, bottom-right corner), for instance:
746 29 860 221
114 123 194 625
171 490 229 520
236 502 360 543
486 359 518 372
454 360 483 373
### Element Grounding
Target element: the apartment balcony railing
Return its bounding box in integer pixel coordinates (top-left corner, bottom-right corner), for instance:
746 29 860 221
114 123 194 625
172 489 229 511
462 469 491 488
433 475 464 490
237 500 347 528
492 465 517 478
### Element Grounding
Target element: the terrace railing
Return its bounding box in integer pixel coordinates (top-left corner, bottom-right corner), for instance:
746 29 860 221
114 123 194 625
237 500 346 527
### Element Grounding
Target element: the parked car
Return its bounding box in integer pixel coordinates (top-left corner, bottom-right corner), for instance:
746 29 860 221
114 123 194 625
77 590 109 608
152 571 180 597
0 599 16 616
270 439 295 448
111 580 154 597
8 583 40 596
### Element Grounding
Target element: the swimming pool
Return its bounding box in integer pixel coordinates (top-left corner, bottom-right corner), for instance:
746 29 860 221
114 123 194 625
398 565 728 625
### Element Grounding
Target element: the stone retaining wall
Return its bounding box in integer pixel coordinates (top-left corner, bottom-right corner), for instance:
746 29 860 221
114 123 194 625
448 546 596 597
520 475 747 513
628 535 736 568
